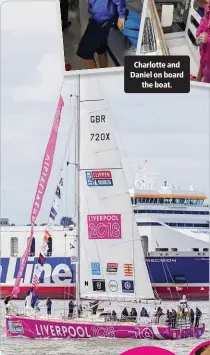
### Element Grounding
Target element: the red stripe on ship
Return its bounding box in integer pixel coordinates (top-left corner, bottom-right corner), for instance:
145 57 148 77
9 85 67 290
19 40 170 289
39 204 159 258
0 285 208 300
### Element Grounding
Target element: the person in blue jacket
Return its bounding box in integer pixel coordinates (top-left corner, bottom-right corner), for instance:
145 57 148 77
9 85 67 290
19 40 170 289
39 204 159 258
77 0 126 69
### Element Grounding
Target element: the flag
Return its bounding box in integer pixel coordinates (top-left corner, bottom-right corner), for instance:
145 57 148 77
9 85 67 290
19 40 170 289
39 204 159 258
124 263 133 276
11 96 64 298
175 286 183 291
32 274 40 288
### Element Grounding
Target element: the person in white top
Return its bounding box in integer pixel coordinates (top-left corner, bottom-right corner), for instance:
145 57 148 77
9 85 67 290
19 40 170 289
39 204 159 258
179 295 188 310
4 295 12 315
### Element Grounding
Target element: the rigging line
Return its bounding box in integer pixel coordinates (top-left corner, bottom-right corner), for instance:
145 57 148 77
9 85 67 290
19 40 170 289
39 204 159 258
152 220 178 305
150 212 185 302
96 76 135 192
147 263 159 299
80 172 113 307
44 93 77 224
151 220 173 299
80 167 121 171
157 217 190 300
80 99 104 103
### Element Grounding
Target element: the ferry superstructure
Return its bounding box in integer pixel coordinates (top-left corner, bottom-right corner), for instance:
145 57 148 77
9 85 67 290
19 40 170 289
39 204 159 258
131 187 209 300
1 177 209 300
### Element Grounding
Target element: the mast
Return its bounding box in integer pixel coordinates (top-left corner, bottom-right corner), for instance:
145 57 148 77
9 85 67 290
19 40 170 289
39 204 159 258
75 75 80 310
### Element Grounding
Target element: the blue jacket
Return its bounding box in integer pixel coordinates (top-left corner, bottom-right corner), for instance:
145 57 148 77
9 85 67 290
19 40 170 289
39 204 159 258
88 0 126 22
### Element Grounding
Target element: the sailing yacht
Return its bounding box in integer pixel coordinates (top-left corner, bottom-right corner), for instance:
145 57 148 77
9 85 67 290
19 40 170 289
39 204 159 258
6 76 205 340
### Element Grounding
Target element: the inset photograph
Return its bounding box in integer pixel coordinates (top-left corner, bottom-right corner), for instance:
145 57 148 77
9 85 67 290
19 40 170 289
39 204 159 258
61 0 142 70
138 0 210 84
1 0 144 74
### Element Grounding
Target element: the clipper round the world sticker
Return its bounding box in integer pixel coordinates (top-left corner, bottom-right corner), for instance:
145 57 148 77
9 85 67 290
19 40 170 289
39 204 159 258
120 346 176 355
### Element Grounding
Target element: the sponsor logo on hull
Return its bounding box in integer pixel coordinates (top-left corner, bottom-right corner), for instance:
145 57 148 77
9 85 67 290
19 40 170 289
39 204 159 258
35 324 92 338
8 321 24 334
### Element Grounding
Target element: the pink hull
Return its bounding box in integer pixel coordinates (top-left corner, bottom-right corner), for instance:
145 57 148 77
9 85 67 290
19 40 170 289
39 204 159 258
6 316 205 340
1 285 209 301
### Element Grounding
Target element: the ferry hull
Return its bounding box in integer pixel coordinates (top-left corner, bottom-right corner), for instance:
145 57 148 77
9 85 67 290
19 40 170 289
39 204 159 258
6 316 205 340
1 285 209 300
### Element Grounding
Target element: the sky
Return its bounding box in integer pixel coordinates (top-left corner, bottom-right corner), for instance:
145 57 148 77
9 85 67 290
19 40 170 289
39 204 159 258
1 1 210 225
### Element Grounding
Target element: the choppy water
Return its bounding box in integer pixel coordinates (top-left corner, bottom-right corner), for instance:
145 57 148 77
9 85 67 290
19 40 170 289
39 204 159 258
0 300 209 355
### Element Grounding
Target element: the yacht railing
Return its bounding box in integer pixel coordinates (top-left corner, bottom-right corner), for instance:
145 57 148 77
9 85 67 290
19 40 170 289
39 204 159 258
140 0 170 55
7 308 203 330
185 0 203 63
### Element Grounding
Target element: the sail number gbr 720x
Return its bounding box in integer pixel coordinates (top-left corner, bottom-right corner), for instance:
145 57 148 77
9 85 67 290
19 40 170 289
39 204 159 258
90 133 110 141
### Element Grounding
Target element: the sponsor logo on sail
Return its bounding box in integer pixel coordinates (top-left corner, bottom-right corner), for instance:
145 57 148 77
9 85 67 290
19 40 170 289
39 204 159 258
71 256 78 264
87 214 121 239
92 279 106 292
108 280 118 292
85 171 113 187
91 262 101 276
106 263 118 274
121 280 134 293
124 264 133 277
8 321 24 334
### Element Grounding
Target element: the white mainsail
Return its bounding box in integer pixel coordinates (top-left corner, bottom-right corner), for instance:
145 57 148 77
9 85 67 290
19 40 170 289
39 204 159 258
78 75 154 301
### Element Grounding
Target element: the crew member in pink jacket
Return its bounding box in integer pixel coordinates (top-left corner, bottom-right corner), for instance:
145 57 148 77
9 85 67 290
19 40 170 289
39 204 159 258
195 2 210 83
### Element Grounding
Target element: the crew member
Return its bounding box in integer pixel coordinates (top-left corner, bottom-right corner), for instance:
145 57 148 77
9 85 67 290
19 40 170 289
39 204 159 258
195 307 202 327
4 295 12 316
46 297 52 316
68 300 75 319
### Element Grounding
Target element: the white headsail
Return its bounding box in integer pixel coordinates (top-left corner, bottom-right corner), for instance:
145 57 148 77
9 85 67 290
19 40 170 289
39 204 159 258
78 75 154 301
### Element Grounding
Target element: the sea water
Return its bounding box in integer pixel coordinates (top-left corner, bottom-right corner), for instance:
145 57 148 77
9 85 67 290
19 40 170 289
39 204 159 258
0 300 209 355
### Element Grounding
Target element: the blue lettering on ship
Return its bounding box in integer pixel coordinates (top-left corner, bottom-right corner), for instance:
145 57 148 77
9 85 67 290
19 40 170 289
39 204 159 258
0 257 76 284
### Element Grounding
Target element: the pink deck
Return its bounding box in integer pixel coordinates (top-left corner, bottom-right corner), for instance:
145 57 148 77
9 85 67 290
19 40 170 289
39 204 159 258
6 316 205 340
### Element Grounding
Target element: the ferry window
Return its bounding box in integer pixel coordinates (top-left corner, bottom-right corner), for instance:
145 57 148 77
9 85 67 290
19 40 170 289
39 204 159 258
153 198 158 204
190 199 196 205
11 237 18 257
142 198 146 203
145 198 150 203
180 198 185 204
173 275 187 283
27 237 35 257
131 197 133 205
159 198 164 204
47 237 52 256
